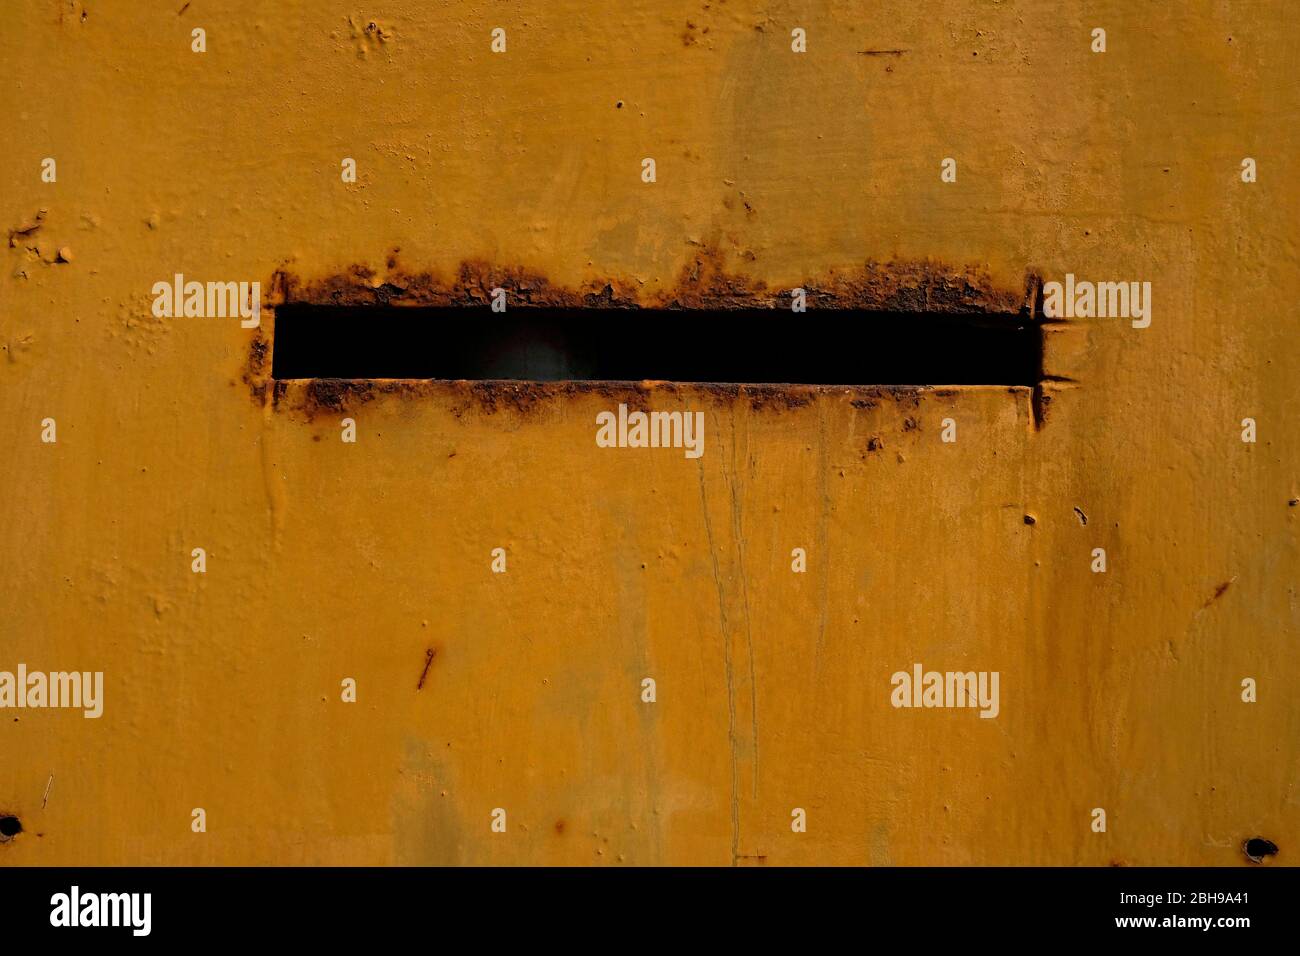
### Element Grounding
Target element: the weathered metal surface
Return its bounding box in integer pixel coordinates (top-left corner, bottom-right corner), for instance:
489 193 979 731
1 1 1296 866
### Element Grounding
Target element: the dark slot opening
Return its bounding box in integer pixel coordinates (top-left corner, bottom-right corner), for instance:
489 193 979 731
270 305 1042 386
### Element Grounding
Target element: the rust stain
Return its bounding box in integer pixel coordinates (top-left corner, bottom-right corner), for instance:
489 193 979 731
1031 386 1052 430
265 251 1033 316
1202 578 1236 609
271 379 964 423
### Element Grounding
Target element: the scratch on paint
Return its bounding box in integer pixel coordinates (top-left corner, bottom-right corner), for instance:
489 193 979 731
698 460 740 865
814 406 831 671
727 411 760 800
417 648 436 689
258 402 287 547
1201 577 1237 609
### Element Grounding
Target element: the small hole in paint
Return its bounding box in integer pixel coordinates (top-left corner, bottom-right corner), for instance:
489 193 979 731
0 816 22 839
1244 837 1278 862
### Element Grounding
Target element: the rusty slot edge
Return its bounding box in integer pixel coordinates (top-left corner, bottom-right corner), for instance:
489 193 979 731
244 252 1049 424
